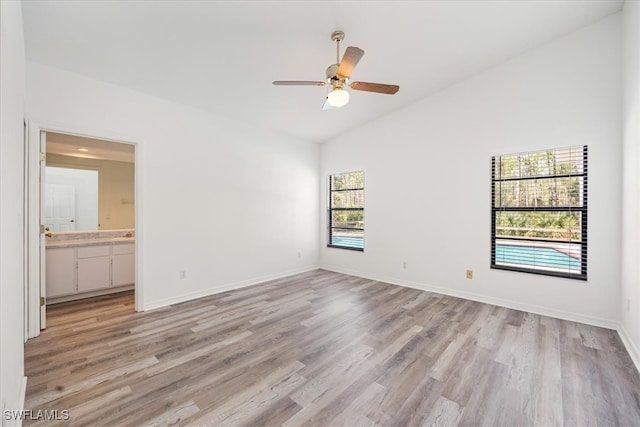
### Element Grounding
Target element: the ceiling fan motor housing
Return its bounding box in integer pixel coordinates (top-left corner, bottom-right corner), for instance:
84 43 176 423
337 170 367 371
326 64 346 88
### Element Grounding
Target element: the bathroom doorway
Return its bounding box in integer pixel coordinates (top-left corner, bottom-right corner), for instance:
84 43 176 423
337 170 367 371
26 125 138 336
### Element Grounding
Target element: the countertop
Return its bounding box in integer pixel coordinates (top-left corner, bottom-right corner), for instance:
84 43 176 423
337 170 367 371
45 229 135 249
46 237 135 249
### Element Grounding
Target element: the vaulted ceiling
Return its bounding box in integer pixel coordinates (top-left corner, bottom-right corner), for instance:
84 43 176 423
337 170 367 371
22 0 624 143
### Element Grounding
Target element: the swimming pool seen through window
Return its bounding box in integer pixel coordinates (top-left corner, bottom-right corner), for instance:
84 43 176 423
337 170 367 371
491 146 587 280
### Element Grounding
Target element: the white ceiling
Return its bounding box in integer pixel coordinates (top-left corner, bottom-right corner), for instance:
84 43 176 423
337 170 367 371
22 0 624 143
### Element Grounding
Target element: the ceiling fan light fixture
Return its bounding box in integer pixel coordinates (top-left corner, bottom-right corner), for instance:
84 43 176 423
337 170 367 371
327 88 350 108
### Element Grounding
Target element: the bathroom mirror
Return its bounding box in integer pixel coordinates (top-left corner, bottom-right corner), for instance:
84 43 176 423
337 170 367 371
45 132 135 231
44 166 99 231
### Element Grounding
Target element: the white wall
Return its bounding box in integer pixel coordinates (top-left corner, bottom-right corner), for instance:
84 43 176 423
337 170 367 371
620 0 640 368
320 14 622 327
27 62 320 310
0 0 26 419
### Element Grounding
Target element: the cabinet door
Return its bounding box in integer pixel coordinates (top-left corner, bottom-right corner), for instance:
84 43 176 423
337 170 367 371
77 256 111 292
46 248 76 297
112 253 135 287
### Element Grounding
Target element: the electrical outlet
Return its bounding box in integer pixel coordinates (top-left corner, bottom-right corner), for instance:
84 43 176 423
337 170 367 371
466 270 473 279
402 261 407 269
179 270 186 280
298 251 301 258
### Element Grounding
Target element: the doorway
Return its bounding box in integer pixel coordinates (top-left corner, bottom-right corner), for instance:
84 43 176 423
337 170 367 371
26 125 139 337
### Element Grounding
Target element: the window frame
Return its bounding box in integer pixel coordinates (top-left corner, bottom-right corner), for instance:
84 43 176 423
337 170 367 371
490 146 588 280
327 171 365 251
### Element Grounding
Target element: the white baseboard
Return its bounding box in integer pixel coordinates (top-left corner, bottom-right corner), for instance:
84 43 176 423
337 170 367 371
7 376 28 427
617 324 640 375
143 266 320 311
320 265 619 330
47 285 134 305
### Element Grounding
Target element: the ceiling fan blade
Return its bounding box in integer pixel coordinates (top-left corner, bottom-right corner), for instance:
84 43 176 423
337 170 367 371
337 46 364 78
272 81 326 86
350 81 399 95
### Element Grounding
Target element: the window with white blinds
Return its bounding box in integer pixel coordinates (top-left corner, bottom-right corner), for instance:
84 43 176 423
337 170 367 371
328 171 364 251
491 146 587 280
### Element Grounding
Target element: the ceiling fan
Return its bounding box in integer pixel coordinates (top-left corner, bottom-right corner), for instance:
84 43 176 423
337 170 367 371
272 30 400 110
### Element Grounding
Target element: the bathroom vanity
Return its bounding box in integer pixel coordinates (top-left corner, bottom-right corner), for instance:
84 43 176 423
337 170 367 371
46 229 135 303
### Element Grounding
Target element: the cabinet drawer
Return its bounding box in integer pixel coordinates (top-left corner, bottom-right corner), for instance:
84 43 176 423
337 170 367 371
112 243 135 255
77 245 110 258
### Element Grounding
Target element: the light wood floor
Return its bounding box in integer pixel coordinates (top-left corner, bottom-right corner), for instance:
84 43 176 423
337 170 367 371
24 270 640 426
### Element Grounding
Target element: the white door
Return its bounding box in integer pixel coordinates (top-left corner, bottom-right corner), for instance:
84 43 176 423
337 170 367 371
44 183 76 231
39 131 47 329
26 121 42 337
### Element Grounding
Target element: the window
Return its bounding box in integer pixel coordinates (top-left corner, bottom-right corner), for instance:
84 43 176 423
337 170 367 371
328 171 364 251
491 146 587 280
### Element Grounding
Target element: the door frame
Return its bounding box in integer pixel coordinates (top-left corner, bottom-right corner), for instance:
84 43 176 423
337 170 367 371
26 121 143 338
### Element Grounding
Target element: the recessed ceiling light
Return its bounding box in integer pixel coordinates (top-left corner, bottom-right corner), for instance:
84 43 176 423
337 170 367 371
77 148 89 152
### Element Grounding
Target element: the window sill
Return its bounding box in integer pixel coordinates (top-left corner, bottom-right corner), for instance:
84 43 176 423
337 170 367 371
491 264 586 281
327 244 364 252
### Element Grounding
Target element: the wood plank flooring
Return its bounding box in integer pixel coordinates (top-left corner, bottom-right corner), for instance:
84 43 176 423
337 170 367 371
24 270 640 426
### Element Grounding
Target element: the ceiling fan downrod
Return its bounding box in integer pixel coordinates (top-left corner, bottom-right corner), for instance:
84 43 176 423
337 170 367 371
331 30 345 65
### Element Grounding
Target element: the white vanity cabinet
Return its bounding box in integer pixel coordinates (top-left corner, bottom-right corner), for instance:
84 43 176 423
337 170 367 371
77 245 111 292
112 243 135 287
46 247 76 298
46 240 135 302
